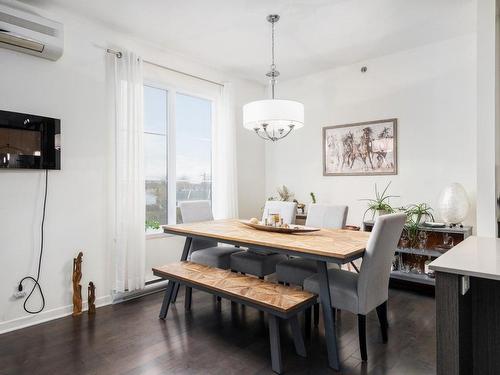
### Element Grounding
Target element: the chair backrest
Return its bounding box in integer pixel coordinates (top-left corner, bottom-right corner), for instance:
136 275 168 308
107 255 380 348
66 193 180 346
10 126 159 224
357 213 406 314
179 200 213 222
305 204 348 229
262 200 297 224
179 200 217 251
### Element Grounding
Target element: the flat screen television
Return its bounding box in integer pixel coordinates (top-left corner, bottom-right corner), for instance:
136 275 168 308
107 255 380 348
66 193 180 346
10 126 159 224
0 110 60 170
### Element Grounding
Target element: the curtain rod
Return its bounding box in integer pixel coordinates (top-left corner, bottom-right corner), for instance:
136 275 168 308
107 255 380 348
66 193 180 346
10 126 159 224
106 48 224 87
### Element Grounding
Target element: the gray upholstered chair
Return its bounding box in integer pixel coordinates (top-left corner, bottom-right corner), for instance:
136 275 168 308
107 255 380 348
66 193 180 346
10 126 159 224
229 201 297 278
276 204 348 286
303 213 406 361
179 200 242 269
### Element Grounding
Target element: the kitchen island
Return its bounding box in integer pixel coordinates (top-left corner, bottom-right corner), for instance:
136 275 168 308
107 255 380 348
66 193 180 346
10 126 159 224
429 236 500 375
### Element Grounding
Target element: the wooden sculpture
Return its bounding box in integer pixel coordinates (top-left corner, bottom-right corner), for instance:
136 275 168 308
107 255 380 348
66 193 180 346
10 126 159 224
88 282 96 315
72 251 83 316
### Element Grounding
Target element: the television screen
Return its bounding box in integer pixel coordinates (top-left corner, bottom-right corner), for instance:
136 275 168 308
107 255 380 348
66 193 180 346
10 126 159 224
0 110 60 170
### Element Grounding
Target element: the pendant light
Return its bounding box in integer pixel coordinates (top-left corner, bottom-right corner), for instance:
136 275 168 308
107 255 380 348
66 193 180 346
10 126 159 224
243 15 304 142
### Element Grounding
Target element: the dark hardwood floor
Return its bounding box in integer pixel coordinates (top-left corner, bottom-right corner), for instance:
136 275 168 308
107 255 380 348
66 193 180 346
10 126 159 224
0 287 436 375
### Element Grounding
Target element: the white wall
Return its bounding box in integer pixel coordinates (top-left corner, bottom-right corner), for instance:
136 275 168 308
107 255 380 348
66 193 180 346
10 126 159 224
477 0 498 236
0 6 264 333
265 35 477 228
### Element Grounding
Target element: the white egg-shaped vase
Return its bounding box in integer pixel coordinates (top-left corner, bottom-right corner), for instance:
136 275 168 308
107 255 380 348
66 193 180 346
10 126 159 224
437 183 469 224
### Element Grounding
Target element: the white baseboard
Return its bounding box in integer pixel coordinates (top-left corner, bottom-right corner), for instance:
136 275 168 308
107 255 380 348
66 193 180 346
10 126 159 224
112 280 168 303
0 281 168 335
0 295 112 335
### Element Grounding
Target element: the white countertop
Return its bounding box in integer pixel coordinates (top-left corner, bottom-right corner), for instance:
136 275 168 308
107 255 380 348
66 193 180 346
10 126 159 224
429 236 500 281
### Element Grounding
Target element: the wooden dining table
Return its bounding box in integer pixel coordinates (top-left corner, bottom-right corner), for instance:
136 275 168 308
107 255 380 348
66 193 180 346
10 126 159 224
162 219 370 371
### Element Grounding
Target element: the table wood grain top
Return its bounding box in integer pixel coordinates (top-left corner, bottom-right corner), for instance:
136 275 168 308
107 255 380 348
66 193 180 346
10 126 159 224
153 261 316 313
163 219 370 260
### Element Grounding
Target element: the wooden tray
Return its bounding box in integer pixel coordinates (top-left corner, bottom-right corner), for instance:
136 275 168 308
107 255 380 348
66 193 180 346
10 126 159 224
239 220 320 234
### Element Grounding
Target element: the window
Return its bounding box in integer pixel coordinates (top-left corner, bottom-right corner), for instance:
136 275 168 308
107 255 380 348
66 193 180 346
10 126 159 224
144 86 168 233
143 85 213 233
176 93 212 221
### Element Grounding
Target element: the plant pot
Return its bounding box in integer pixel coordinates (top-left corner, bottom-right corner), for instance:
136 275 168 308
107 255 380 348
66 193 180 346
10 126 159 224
374 209 391 218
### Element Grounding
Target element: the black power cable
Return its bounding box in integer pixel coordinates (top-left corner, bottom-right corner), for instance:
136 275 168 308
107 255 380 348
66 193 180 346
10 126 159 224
18 169 48 314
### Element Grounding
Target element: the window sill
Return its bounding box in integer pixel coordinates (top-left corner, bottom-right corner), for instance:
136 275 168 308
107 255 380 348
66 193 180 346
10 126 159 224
146 232 174 240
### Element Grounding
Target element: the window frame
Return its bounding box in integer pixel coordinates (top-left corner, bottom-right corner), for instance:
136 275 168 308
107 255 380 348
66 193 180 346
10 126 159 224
143 79 217 232
144 83 169 234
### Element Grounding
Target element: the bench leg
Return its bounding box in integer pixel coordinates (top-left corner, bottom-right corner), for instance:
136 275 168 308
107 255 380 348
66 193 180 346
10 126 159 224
184 287 192 311
159 237 192 318
268 315 283 374
159 281 176 319
290 315 306 357
317 260 340 371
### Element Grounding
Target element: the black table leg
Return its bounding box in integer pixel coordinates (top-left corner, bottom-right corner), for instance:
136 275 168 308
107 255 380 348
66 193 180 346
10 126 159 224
317 260 340 371
172 237 193 303
159 237 192 318
305 307 312 338
171 283 180 303
184 287 192 311
313 303 320 326
159 281 176 319
180 237 193 261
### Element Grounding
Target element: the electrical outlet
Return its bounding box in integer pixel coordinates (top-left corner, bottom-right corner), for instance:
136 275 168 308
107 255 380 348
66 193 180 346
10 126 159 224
13 291 26 299
461 275 470 295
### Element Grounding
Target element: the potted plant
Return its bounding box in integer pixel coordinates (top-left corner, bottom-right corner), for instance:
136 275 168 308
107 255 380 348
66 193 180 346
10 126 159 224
361 182 398 220
404 203 434 225
276 185 294 201
268 185 294 202
402 203 434 248
145 219 160 232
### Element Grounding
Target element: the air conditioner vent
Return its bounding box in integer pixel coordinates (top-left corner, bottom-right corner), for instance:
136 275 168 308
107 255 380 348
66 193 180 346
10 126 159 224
0 10 57 36
0 30 44 52
0 4 63 60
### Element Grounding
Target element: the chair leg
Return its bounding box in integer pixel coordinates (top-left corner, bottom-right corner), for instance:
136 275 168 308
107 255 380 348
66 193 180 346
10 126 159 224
304 307 312 338
313 303 320 326
376 301 389 343
268 315 283 374
290 315 306 357
184 287 192 311
358 314 367 361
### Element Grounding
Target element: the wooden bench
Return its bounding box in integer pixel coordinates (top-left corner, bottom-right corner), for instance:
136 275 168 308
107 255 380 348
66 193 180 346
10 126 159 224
153 261 317 374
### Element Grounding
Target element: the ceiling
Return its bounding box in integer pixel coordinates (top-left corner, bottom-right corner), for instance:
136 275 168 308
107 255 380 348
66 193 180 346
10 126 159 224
19 0 476 83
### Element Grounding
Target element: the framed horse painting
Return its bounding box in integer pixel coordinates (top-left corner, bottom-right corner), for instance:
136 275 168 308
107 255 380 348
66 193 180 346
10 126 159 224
323 118 397 176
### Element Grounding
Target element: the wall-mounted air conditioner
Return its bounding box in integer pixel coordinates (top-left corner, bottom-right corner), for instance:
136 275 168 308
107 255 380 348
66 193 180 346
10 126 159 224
0 3 63 61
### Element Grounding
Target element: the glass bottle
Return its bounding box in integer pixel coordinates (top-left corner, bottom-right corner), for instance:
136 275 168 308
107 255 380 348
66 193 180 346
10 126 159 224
424 256 432 275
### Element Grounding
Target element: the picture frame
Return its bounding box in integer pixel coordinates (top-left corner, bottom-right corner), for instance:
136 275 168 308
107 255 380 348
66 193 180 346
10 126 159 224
322 118 398 176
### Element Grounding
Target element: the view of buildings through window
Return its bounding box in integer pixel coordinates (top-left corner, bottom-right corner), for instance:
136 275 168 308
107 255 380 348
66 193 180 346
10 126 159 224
144 85 212 232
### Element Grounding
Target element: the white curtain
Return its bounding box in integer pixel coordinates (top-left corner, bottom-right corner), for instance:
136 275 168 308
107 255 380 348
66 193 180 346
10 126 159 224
212 82 239 219
107 50 145 293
